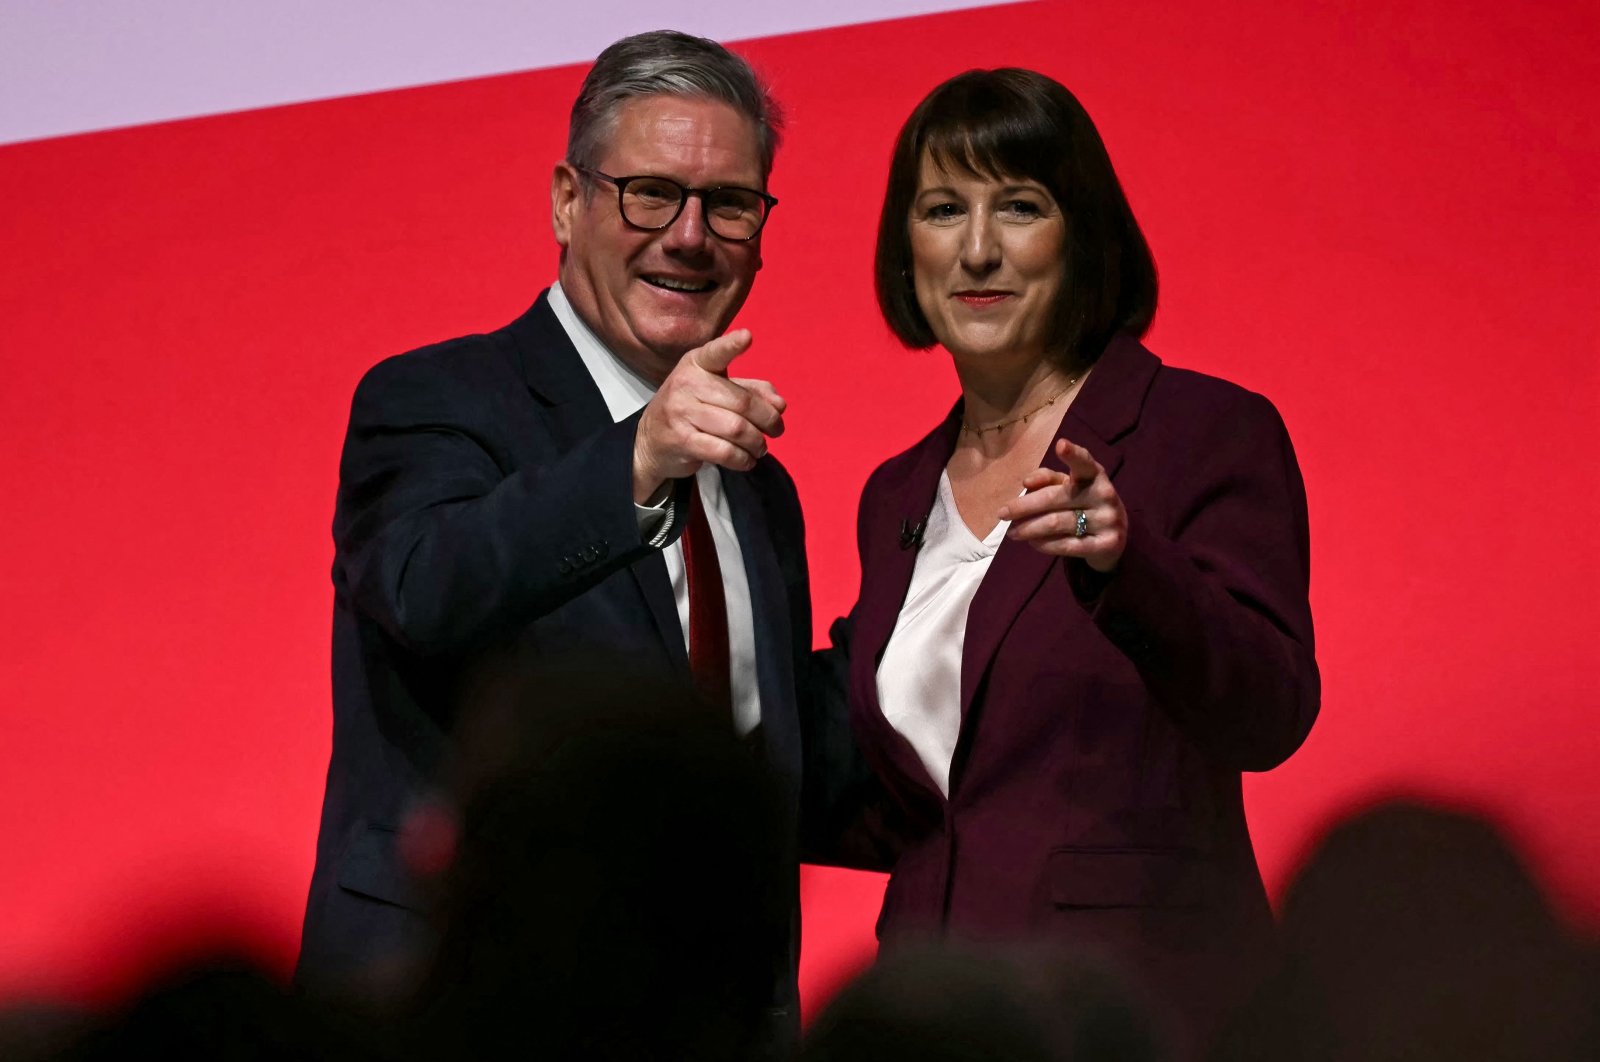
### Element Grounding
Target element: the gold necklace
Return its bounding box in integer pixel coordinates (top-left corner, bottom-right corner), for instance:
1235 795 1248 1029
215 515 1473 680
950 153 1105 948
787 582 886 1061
960 373 1082 437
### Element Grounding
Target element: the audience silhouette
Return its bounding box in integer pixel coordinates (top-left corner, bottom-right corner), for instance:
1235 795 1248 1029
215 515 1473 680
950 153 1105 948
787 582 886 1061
801 943 1166 1062
1214 800 1596 1062
404 661 790 1060
9 701 1594 1062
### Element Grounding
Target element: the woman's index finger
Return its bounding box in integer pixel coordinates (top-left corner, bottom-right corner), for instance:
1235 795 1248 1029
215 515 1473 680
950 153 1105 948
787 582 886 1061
1056 437 1101 482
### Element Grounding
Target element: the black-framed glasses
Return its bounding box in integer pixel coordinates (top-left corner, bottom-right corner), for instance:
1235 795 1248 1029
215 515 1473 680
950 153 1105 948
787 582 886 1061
575 166 777 241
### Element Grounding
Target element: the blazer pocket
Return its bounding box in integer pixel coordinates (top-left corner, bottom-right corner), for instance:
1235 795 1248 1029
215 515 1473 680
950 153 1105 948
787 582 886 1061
1048 846 1205 909
337 824 422 910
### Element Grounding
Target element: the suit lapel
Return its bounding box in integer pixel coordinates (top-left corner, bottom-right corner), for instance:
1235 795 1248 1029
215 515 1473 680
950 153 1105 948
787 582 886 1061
507 292 686 672
720 467 800 781
628 537 689 675
510 292 610 424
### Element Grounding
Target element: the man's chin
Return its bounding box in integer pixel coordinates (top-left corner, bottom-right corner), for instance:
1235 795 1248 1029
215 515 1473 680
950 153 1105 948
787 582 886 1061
638 295 739 346
612 332 713 385
643 327 722 362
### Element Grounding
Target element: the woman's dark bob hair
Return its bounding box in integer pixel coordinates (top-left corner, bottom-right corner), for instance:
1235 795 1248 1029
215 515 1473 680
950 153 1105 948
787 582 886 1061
875 69 1157 367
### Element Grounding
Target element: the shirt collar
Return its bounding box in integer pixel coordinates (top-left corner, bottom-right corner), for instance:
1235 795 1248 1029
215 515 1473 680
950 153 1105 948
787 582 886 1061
547 281 658 423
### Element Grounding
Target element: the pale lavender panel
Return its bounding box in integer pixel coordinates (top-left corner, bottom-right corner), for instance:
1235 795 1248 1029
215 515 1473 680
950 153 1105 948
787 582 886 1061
0 0 1013 146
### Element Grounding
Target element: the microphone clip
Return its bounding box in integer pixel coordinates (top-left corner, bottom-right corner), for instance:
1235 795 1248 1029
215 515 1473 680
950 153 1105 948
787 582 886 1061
899 517 927 551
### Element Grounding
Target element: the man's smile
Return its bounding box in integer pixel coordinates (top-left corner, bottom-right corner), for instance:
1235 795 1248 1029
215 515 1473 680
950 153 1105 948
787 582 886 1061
643 274 717 293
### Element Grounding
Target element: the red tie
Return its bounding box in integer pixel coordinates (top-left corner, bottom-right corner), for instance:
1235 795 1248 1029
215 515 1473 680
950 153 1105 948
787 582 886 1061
681 477 732 715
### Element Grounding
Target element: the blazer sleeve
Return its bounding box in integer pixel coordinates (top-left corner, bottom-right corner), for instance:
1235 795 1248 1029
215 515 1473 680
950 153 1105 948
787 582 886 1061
332 350 667 659
799 614 900 871
1078 389 1319 772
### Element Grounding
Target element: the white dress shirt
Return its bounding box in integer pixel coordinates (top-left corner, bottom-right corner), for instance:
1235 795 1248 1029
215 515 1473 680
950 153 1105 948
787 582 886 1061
548 283 761 736
876 471 1007 796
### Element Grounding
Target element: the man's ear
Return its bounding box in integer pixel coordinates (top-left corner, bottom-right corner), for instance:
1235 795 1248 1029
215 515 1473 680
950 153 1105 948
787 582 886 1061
551 162 580 250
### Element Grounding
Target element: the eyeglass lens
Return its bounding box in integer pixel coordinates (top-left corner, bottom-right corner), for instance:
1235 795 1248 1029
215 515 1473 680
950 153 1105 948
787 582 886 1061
619 177 768 239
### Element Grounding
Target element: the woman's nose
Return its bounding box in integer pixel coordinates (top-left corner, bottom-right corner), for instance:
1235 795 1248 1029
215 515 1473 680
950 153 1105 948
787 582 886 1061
959 217 1000 273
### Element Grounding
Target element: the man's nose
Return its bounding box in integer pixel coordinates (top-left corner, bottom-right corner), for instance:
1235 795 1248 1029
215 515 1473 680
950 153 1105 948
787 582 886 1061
661 193 711 252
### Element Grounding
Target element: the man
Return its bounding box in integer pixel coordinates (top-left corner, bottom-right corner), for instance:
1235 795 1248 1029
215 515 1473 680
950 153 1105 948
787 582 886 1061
296 30 811 1047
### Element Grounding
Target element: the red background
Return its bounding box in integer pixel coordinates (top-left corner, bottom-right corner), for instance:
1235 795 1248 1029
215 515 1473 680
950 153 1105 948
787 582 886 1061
2 0 1596 1012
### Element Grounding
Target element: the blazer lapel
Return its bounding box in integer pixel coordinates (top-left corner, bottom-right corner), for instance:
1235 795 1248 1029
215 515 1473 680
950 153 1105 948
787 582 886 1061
851 408 961 806
957 337 1159 730
507 292 686 672
854 408 960 679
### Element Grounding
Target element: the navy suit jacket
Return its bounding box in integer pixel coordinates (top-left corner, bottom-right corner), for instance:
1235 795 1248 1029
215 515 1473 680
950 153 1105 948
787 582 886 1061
297 292 812 1021
844 335 1319 1052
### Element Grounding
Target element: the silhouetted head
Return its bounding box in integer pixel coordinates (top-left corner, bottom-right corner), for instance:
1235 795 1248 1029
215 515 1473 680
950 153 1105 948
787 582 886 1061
1215 799 1596 1062
409 659 788 1061
802 941 1166 1062
59 956 381 1061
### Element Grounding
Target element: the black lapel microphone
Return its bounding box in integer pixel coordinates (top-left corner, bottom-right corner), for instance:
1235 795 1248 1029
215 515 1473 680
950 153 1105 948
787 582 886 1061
899 516 928 551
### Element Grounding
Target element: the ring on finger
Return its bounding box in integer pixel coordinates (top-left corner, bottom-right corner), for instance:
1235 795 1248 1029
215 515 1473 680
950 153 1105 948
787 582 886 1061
1074 510 1089 538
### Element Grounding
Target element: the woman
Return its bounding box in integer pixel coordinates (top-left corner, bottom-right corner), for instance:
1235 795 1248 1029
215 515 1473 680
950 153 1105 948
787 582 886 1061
838 69 1319 1052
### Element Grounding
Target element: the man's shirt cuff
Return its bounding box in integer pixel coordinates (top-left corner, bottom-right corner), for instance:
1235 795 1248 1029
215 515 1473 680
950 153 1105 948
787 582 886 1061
636 495 677 549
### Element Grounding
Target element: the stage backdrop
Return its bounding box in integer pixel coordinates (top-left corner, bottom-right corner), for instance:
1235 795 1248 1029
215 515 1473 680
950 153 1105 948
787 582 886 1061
2 0 1595 1012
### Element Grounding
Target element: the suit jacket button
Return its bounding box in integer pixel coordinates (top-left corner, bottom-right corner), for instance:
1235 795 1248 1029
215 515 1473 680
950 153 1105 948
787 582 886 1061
598 540 609 558
558 558 573 575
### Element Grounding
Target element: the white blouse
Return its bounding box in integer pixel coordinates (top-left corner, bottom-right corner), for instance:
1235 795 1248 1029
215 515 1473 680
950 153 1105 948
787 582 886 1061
876 470 1008 796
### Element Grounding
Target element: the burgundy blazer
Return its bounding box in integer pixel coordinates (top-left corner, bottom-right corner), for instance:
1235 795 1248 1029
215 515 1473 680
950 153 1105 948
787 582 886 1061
844 335 1319 1048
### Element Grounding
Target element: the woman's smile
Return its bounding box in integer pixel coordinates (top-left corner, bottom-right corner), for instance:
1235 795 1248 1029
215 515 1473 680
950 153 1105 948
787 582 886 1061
953 289 1012 307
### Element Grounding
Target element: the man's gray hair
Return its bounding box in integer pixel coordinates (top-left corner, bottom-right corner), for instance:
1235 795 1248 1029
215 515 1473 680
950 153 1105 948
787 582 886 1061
567 30 783 180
